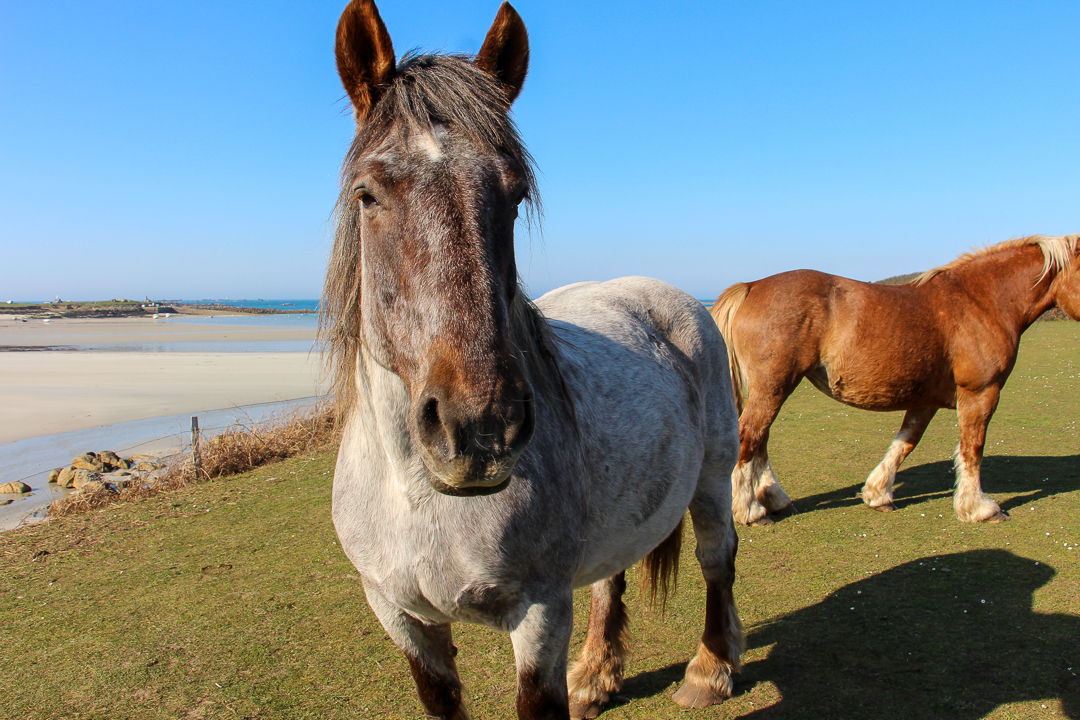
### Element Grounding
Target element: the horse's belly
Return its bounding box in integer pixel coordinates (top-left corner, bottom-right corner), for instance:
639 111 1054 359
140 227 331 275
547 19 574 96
572 484 695 588
815 361 952 410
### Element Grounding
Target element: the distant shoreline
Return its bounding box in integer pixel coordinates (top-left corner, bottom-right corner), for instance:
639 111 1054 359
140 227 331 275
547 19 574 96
0 301 317 320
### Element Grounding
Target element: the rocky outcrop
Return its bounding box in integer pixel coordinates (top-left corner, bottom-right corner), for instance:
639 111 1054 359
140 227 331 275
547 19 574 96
47 451 166 494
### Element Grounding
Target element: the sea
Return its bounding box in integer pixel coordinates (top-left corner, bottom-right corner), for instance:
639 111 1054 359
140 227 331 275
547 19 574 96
170 298 322 313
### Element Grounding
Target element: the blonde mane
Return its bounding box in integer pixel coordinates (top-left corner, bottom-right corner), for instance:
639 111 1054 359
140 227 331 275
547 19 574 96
912 234 1080 287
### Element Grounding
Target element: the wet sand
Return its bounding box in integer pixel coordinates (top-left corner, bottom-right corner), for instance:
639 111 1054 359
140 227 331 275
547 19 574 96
0 316 323 444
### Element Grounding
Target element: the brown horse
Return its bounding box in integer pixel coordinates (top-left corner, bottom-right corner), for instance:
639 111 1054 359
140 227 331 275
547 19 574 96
711 234 1080 526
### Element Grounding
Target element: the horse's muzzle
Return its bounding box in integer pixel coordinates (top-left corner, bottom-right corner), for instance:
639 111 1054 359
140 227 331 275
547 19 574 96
411 388 535 496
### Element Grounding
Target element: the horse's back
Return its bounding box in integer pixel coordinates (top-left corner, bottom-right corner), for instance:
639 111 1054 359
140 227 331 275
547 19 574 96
737 269 935 341
536 277 737 585
538 276 729 397
733 269 954 409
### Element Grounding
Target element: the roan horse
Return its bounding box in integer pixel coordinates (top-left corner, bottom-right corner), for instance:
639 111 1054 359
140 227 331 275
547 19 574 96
322 2 743 718
710 233 1080 526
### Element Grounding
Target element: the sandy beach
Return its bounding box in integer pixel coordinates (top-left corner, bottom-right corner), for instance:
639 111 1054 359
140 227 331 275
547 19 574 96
0 316 323 444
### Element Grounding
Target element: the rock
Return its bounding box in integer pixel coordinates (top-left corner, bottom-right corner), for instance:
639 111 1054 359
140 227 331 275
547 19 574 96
78 481 109 494
72 469 102 489
99 450 122 466
71 453 104 472
0 499 12 506
0 481 31 494
47 468 63 484
56 467 78 488
132 461 163 471
102 471 135 489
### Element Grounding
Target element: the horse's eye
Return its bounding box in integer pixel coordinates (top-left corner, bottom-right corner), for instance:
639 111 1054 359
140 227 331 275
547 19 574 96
359 192 378 209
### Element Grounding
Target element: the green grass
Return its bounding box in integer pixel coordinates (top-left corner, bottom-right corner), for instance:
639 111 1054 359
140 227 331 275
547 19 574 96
2 323 1078 719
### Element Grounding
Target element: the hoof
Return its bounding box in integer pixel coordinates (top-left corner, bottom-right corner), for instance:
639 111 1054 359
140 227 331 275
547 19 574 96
750 515 775 527
672 682 727 709
986 510 1010 523
569 700 602 719
872 503 896 513
770 502 798 518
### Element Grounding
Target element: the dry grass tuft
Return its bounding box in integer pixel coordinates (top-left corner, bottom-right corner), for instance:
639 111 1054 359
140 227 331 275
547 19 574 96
48 402 340 519
166 401 338 484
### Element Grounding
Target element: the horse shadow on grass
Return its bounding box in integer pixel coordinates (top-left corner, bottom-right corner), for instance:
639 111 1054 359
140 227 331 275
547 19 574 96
620 549 1080 719
786 454 1080 519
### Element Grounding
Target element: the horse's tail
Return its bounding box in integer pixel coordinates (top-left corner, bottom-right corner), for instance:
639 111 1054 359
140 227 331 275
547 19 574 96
639 518 683 611
709 283 751 415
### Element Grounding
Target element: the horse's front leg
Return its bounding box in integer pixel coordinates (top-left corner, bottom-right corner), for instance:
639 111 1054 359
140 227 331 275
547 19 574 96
954 387 1009 522
861 407 937 511
510 593 575 720
567 572 629 719
362 581 470 720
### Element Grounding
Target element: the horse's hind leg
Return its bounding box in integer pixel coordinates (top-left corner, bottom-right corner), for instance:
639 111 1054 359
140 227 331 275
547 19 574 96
954 387 1008 522
673 486 744 708
749 428 792 515
362 581 470 720
733 388 792 525
567 572 629 719
861 407 937 511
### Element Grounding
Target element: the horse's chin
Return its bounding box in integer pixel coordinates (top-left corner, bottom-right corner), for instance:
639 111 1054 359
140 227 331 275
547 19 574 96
427 474 514 497
424 455 519 497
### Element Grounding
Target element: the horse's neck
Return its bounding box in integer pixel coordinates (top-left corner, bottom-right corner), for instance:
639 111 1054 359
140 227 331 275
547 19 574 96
348 344 419 484
949 247 1057 332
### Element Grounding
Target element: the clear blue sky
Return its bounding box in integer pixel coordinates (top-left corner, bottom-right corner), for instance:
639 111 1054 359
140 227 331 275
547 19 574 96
2 1 1077 302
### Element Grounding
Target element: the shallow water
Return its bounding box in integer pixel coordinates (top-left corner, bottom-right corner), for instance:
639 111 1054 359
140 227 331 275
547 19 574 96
64 340 317 353
0 396 320 531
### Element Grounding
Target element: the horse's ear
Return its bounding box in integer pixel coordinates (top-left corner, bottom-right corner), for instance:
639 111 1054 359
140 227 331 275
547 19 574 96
475 2 529 105
336 0 396 125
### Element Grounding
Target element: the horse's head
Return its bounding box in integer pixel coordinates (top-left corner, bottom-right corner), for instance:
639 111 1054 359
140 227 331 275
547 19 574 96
1050 234 1080 320
328 0 536 496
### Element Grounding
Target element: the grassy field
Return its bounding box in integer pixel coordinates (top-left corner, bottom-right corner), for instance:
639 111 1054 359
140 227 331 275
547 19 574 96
2 322 1078 719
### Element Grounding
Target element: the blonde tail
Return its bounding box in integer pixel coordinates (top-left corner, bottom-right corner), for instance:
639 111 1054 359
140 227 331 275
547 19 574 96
709 283 751 416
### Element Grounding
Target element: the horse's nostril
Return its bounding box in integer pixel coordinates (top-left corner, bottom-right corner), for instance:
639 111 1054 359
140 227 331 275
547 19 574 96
421 397 440 429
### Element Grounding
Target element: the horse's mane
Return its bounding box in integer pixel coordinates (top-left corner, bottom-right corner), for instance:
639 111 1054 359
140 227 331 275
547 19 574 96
320 53 566 419
911 234 1080 287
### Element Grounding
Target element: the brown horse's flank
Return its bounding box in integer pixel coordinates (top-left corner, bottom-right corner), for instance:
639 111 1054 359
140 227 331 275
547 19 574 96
713 233 1080 527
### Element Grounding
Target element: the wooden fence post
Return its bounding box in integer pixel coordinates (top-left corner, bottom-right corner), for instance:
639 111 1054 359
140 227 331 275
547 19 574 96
191 416 203 478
